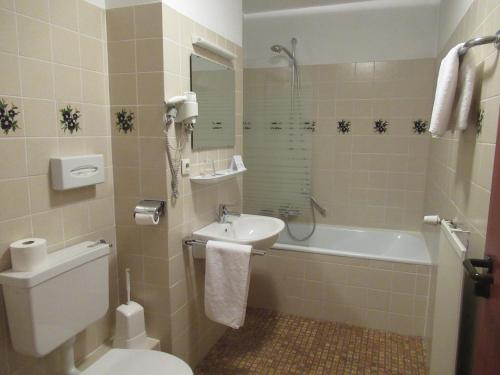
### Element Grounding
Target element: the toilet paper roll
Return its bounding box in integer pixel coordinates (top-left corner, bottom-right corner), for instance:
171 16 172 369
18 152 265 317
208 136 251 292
10 238 48 272
134 212 159 226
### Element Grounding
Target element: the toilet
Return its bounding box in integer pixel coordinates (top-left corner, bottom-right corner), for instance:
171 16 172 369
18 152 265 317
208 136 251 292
0 241 192 375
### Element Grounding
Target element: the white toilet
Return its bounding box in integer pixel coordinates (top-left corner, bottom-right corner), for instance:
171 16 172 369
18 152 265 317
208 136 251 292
0 241 192 375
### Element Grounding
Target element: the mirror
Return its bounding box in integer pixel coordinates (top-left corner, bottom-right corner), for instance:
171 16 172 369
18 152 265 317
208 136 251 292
190 54 235 150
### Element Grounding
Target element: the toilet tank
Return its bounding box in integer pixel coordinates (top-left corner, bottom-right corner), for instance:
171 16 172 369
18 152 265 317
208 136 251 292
0 241 110 357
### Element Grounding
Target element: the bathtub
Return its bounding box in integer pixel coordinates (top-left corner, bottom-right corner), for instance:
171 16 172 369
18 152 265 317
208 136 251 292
273 223 431 265
248 223 433 336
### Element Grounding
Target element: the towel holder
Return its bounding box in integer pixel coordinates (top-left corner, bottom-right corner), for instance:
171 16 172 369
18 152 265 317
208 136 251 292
458 30 500 56
183 238 266 256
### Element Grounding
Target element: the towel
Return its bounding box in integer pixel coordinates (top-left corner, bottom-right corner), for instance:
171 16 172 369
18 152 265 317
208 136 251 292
429 44 464 138
452 52 476 131
204 240 252 329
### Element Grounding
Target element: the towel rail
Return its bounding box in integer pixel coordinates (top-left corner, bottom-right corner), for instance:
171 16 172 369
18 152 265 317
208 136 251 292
183 238 266 256
458 30 500 56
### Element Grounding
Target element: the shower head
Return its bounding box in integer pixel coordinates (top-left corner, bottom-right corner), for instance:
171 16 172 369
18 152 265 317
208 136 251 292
270 44 295 61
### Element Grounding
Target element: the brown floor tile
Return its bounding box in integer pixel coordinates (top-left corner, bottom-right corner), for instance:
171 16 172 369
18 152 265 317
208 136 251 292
195 308 428 375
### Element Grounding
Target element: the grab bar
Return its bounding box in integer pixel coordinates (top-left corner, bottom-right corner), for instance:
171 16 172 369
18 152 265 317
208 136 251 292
183 238 266 256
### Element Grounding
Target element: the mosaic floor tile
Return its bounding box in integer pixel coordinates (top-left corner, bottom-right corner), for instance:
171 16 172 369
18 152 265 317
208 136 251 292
195 308 428 375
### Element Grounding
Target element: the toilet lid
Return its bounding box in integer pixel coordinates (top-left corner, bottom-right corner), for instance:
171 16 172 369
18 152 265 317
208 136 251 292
81 349 193 375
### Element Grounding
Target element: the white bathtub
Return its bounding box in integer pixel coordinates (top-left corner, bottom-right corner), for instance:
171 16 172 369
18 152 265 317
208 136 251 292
273 223 431 265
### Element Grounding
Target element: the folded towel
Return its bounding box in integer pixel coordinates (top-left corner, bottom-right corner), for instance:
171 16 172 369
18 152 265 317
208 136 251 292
429 44 464 138
204 240 252 329
452 52 476 131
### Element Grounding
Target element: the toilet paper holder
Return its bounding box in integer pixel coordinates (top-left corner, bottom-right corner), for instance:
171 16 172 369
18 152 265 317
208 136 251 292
134 200 165 221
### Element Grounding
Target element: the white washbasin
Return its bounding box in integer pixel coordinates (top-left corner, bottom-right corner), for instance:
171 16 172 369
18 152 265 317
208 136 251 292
193 214 285 250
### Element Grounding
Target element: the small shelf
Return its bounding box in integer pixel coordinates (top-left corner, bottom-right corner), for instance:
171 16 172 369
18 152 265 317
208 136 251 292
190 168 246 185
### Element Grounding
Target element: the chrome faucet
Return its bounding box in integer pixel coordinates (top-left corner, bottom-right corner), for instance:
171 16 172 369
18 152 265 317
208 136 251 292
217 203 241 223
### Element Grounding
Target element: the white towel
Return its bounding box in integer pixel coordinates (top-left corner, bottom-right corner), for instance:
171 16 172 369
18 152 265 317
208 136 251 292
452 53 476 131
204 240 252 329
429 44 464 138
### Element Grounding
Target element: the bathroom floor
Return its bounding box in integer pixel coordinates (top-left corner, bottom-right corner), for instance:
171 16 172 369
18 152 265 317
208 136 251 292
195 308 427 375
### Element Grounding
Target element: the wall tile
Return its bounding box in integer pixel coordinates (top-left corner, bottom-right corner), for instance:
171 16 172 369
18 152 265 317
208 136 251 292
0 178 30 221
0 139 27 179
0 10 17 54
80 36 104 72
78 0 102 39
17 15 51 61
106 7 134 41
0 53 20 96
51 26 80 67
26 138 58 176
49 0 78 31
134 3 162 39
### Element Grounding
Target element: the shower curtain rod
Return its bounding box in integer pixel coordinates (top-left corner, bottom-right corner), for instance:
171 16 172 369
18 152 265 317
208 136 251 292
458 30 500 56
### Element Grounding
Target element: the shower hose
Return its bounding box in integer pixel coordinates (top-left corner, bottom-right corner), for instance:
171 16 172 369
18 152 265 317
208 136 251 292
284 198 317 241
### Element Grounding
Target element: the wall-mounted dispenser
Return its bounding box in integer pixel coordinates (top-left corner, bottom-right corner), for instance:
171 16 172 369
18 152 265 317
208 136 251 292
50 154 104 190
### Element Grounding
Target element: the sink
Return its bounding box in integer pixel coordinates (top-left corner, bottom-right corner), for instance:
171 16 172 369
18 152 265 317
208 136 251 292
192 214 285 251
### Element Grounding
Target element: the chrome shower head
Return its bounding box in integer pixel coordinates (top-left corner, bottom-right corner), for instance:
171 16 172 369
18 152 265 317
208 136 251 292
270 44 295 61
271 44 282 53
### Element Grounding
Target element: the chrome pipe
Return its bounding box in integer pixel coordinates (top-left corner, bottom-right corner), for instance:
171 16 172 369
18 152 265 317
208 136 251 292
183 239 266 256
458 30 500 56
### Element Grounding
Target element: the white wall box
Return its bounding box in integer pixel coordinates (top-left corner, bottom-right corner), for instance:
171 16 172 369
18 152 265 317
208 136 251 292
50 155 105 191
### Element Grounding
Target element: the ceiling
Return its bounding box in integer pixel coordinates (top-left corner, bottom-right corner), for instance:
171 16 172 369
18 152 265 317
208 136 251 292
242 0 439 14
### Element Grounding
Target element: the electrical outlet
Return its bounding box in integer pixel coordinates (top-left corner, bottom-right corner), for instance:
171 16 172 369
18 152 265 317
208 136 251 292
181 158 190 176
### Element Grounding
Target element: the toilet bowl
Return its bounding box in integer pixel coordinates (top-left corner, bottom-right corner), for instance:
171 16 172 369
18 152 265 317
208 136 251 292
82 349 193 375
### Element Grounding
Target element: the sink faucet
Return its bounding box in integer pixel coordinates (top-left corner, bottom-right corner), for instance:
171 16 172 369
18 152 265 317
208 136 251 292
217 204 241 223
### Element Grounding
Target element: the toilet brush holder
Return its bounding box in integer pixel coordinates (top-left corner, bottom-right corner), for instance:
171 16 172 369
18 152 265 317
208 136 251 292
113 268 147 349
112 301 148 349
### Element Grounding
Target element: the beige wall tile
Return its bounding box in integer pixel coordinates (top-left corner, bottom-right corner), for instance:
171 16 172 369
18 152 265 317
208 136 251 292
19 57 53 99
26 138 59 176
134 3 162 39
82 104 109 136
109 74 137 105
62 202 90 240
0 139 27 179
137 72 163 104
54 65 82 102
78 0 103 39
0 53 20 96
17 15 51 61
15 0 49 20
28 174 55 213
89 197 114 230
23 99 57 137
0 9 17 54
108 41 136 73
0 178 30 221
82 71 106 105
144 256 169 286
106 7 134 41
52 26 80 67
49 0 78 31
163 39 180 74
80 36 104 72
137 38 163 72
137 105 163 137
32 209 64 244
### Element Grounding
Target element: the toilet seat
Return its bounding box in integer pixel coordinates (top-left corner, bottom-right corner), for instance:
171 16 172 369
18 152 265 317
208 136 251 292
81 349 193 375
